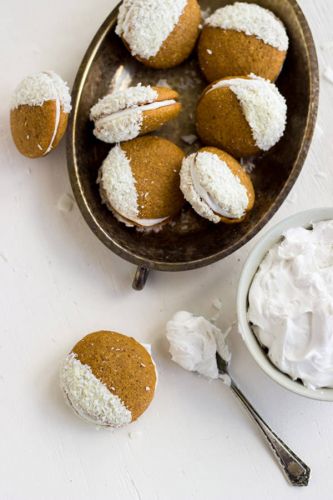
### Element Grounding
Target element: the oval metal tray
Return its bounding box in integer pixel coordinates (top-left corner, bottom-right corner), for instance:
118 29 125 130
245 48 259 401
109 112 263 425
67 0 319 289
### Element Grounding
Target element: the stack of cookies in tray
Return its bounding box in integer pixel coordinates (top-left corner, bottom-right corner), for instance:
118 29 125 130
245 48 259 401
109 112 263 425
10 1 289 232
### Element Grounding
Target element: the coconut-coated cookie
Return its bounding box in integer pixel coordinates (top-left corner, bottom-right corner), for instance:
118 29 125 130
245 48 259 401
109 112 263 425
196 75 287 158
198 2 289 82
90 84 181 143
10 71 71 158
98 136 185 230
116 0 201 69
180 147 255 224
60 331 157 428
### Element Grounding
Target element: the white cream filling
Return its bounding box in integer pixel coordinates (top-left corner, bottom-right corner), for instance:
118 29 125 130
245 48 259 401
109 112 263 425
94 99 176 143
180 152 248 223
43 73 61 155
248 221 333 390
190 164 239 220
207 75 287 152
113 210 169 228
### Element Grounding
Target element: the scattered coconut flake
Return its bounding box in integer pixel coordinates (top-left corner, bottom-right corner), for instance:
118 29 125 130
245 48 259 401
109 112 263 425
11 71 72 113
206 2 288 52
98 144 139 220
128 430 143 440
116 0 187 59
207 49 213 55
240 156 256 173
209 75 287 151
57 193 74 213
212 298 223 311
180 152 249 223
60 353 132 428
37 144 43 151
181 134 198 145
323 66 333 84
201 7 212 20
145 386 150 392
321 40 333 51
156 79 171 88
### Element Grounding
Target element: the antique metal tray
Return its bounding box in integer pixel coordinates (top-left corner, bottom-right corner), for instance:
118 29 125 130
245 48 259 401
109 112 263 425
67 0 319 289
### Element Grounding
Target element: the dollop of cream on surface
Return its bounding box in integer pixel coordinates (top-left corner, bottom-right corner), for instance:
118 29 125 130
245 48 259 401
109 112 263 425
166 311 231 379
248 221 333 390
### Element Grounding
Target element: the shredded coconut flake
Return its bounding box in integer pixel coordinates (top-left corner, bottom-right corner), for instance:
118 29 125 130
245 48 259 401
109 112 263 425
206 2 288 52
209 75 287 151
116 0 187 59
180 152 249 223
98 144 138 220
11 71 72 113
60 353 132 428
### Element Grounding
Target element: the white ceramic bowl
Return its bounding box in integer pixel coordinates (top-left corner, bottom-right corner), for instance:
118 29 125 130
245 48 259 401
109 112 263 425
237 208 333 402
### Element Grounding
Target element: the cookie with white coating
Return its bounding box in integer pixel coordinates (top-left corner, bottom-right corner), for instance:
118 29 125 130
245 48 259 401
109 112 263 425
116 0 201 69
198 2 289 82
98 136 185 231
60 331 157 428
90 84 181 143
180 147 255 224
10 71 71 158
196 75 287 158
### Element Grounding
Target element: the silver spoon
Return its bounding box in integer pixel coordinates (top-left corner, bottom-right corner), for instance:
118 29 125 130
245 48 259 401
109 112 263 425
216 352 310 487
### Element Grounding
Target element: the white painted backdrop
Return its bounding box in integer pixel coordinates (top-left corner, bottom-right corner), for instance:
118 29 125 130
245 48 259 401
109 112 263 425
1 1 333 499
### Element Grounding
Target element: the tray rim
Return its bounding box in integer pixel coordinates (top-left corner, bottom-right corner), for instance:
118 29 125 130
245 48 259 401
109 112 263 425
67 0 320 273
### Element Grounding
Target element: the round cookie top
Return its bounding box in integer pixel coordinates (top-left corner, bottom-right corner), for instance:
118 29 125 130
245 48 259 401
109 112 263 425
60 331 157 428
204 75 287 152
116 0 188 59
98 136 185 226
205 2 288 52
11 71 72 112
180 148 251 223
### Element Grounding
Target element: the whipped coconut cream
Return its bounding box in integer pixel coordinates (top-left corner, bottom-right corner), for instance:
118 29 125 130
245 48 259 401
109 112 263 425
248 221 333 390
180 151 249 223
166 311 231 379
207 75 287 152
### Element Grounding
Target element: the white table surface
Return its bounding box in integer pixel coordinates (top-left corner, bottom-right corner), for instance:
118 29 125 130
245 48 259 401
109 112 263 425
1 1 333 499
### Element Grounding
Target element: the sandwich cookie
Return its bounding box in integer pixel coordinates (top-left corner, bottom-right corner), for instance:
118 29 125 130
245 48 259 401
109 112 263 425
90 84 181 143
198 2 289 82
180 147 255 224
98 136 185 230
116 0 201 69
196 75 287 158
10 71 71 158
60 331 157 428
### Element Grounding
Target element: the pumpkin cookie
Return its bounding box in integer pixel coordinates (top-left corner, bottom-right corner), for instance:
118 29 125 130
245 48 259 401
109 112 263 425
180 147 255 224
116 0 201 69
196 75 287 158
198 2 289 82
10 71 71 158
98 136 185 231
60 331 157 428
90 84 181 143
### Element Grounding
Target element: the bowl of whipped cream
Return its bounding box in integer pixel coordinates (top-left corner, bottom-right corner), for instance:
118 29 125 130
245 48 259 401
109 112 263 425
238 208 333 401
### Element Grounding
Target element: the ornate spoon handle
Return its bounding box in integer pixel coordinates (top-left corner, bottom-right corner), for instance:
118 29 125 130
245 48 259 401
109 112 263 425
230 381 310 486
